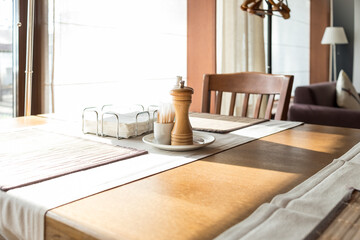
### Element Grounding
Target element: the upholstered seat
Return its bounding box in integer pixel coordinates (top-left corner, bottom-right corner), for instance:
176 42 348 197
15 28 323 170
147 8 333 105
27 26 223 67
288 82 360 129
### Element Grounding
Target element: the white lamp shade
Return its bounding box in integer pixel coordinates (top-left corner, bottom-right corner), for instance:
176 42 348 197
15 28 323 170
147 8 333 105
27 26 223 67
321 27 349 44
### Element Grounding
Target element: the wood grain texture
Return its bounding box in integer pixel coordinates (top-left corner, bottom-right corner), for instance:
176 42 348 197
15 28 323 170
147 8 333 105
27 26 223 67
317 191 360 240
201 72 294 120
170 87 193 145
46 216 99 240
16 0 46 116
32 0 47 115
0 116 49 129
228 93 236 116
242 93 250 117
310 0 330 84
44 123 360 240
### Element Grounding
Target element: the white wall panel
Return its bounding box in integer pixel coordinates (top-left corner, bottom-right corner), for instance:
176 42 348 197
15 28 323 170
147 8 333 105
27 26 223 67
271 0 310 94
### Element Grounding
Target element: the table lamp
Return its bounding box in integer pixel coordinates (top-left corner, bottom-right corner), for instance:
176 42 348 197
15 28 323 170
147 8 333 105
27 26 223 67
321 26 348 81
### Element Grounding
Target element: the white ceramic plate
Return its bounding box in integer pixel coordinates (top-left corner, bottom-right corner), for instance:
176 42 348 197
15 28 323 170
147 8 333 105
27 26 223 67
142 132 215 151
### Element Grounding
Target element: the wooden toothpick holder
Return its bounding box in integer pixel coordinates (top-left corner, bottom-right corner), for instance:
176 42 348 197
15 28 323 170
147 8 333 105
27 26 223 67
170 81 194 145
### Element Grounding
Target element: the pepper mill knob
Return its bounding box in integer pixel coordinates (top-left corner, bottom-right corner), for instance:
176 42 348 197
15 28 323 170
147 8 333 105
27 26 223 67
170 81 194 145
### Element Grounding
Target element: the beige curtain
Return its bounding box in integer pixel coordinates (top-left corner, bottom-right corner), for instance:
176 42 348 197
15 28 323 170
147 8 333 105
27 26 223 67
217 0 266 116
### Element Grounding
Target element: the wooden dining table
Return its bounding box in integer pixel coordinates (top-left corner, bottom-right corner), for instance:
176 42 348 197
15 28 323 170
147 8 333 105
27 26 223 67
2 116 360 240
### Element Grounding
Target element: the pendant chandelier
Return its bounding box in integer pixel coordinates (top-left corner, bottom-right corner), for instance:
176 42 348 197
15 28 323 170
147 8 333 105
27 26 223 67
240 0 291 19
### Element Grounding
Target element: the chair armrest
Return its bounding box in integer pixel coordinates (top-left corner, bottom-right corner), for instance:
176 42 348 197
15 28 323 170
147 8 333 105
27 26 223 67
288 103 360 129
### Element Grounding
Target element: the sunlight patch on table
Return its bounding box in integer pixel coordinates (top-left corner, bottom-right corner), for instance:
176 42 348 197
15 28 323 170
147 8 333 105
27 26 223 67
261 130 346 154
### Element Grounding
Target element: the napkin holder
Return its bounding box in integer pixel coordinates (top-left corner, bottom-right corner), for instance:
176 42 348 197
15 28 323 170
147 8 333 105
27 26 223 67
82 104 157 139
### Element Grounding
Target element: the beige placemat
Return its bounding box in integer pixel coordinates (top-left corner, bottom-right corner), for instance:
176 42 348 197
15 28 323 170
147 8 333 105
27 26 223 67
189 112 268 133
0 128 147 191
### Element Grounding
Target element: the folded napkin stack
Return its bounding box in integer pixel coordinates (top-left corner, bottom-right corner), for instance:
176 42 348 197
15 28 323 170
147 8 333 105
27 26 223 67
84 111 152 138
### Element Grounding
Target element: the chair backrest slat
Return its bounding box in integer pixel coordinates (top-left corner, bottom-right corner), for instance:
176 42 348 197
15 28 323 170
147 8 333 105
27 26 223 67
229 93 236 116
241 93 250 117
265 94 275 119
215 91 223 114
201 72 294 120
253 94 263 118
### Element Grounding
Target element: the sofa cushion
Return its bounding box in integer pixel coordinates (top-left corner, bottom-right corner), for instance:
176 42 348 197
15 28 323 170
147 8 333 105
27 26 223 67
288 103 360 129
336 70 360 110
294 82 336 107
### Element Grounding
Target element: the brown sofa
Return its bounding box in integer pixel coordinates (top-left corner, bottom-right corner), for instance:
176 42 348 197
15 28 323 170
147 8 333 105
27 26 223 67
288 82 360 129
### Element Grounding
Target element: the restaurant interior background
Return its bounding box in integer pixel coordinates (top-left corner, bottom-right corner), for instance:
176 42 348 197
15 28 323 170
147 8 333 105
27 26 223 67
0 0 359 118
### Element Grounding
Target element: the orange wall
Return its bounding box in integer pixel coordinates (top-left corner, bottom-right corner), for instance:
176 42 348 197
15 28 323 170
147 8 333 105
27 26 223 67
187 0 216 112
310 0 330 84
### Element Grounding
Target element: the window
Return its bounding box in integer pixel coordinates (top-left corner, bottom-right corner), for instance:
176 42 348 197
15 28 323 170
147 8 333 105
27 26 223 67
266 0 310 93
0 0 16 118
47 0 187 115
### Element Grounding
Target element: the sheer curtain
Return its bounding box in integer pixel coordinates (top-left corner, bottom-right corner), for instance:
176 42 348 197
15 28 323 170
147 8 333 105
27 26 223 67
217 0 266 116
45 0 187 115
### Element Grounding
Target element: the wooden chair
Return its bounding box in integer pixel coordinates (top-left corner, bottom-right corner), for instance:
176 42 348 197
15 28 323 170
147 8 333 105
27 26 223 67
201 72 294 120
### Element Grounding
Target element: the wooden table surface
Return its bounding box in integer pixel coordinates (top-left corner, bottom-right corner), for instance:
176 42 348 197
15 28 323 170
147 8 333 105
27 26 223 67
3 117 360 240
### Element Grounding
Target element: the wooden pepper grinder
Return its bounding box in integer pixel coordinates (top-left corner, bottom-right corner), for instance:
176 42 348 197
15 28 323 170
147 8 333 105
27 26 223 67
170 80 194 145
